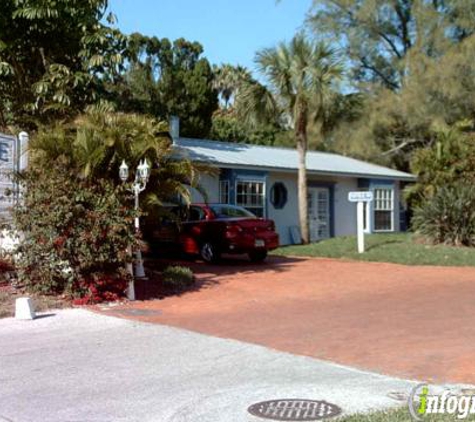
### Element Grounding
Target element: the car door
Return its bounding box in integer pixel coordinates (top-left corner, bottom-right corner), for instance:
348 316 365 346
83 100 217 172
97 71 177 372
143 206 181 250
179 206 208 254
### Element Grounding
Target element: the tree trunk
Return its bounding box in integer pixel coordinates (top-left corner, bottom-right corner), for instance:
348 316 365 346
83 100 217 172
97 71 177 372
0 107 6 130
297 131 309 244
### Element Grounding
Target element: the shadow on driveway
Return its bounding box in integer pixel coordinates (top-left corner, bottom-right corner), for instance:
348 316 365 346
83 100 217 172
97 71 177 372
137 254 306 301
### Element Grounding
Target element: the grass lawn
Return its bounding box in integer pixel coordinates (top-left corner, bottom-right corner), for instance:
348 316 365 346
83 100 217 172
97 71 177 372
340 407 475 421
273 233 475 267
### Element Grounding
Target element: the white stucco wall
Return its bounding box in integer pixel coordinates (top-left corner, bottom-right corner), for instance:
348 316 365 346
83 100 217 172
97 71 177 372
190 173 220 203
266 172 299 246
0 229 19 254
333 177 358 237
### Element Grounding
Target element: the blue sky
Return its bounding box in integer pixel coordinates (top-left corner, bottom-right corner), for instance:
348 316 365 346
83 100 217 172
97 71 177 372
109 0 312 72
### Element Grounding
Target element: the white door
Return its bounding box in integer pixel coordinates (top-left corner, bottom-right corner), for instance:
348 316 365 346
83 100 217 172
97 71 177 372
308 187 330 242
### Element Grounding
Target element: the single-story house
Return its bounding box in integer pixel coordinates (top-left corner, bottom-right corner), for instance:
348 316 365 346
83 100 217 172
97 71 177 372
172 121 415 246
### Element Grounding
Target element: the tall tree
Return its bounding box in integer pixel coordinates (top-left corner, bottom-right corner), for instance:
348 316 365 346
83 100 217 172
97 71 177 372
239 34 343 244
308 0 475 90
329 33 475 170
209 109 294 146
109 34 218 138
305 1 475 169
0 0 126 128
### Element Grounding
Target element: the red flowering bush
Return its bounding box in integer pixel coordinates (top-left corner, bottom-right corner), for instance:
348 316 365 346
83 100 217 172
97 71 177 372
10 111 207 303
0 259 14 273
13 162 139 301
72 272 129 305
0 258 15 286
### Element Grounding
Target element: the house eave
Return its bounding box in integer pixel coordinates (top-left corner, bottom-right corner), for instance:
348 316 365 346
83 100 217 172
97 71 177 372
192 160 416 182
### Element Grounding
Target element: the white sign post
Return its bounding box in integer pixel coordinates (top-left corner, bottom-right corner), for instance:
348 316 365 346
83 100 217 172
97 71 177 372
348 191 373 253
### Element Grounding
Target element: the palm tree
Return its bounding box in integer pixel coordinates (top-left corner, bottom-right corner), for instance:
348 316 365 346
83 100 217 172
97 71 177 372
238 34 343 244
213 64 252 109
31 107 212 207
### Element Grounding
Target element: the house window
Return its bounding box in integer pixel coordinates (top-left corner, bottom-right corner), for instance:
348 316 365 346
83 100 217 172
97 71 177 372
374 188 394 231
270 182 288 209
219 180 229 204
235 180 265 217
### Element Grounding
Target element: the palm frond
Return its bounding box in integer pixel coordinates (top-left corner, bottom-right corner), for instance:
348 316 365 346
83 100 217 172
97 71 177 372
243 34 344 135
236 80 280 127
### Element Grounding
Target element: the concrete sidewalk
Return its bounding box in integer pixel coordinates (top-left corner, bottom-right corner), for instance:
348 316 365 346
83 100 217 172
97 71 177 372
0 309 439 421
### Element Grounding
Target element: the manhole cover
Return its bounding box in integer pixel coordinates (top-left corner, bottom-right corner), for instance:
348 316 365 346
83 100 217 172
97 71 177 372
247 399 341 421
110 308 162 317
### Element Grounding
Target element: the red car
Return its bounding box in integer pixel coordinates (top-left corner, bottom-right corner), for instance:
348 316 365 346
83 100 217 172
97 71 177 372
146 204 279 263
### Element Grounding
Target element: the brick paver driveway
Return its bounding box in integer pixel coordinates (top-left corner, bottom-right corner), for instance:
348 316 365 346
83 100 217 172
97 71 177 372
105 256 475 385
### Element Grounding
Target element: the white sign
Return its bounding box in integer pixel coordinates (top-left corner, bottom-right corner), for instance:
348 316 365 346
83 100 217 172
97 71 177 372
348 191 373 202
348 191 373 253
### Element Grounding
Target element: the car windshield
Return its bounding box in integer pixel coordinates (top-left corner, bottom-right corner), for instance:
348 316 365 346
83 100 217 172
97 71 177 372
210 205 257 219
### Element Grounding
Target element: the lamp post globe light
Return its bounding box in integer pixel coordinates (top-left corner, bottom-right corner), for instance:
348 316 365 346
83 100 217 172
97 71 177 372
119 159 152 280
119 160 129 182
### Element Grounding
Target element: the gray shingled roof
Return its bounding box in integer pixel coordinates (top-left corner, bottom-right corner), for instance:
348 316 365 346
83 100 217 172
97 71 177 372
175 138 415 181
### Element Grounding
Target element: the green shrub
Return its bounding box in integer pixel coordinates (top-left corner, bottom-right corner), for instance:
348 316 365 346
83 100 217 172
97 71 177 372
161 266 194 292
407 126 475 208
13 162 138 300
412 183 475 246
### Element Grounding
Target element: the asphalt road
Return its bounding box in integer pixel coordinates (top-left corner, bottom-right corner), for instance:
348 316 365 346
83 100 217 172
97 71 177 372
0 309 422 422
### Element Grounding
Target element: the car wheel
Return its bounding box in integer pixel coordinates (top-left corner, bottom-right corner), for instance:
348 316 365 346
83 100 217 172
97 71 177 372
249 250 268 262
200 242 220 263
